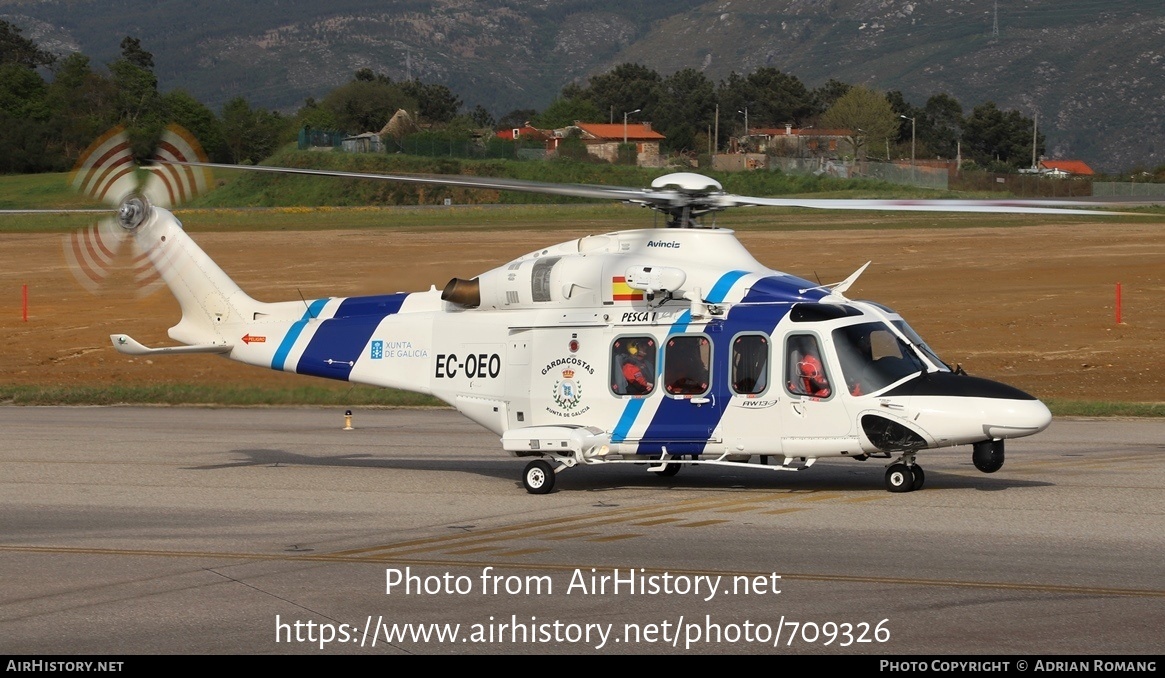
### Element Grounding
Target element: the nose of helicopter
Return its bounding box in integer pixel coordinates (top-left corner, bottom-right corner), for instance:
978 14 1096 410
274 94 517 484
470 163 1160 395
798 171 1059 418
978 395 1052 439
880 372 1053 443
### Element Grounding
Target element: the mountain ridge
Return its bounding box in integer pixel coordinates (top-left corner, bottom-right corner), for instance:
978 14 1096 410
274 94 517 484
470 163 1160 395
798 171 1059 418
4 0 1161 171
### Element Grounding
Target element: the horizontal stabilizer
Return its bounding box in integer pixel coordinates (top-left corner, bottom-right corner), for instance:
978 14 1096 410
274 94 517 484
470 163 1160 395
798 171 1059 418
110 334 233 356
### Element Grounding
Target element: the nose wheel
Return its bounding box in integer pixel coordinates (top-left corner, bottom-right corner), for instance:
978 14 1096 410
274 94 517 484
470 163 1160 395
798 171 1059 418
522 459 556 494
885 462 925 492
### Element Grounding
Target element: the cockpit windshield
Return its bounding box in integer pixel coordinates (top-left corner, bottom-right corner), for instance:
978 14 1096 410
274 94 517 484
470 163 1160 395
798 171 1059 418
891 320 949 370
832 322 926 396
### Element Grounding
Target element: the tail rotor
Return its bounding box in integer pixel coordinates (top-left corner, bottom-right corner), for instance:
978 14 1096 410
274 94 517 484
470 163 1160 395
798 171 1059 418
63 124 211 297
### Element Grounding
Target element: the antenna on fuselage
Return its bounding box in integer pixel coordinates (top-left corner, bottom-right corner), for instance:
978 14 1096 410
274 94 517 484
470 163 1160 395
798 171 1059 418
800 261 872 299
297 288 319 317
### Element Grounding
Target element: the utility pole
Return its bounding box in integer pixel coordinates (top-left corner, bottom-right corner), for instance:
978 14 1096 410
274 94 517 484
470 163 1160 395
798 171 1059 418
737 107 749 153
1031 112 1038 169
900 114 916 184
623 108 640 144
714 104 719 155
900 114 916 165
992 1 999 40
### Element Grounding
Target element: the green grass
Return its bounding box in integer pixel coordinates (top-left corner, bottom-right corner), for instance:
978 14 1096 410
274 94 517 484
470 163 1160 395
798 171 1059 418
0 211 102 233
1043 400 1165 419
0 172 96 210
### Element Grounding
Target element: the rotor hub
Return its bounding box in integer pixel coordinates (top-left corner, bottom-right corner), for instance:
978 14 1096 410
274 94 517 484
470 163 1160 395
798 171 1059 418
646 173 727 228
116 194 150 231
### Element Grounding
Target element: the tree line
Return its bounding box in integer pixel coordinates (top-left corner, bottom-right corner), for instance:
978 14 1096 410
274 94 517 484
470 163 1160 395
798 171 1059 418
0 24 467 173
2 20 1052 175
534 63 1047 172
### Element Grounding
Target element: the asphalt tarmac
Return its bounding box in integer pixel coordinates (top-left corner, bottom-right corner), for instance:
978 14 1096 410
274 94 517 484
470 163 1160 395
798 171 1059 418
1 407 1162 655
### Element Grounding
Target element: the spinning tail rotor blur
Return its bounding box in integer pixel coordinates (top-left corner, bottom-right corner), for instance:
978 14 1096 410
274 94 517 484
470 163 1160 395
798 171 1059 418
63 125 211 297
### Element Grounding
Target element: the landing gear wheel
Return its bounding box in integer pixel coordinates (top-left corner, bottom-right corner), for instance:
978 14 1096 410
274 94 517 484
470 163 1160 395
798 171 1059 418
911 464 925 491
658 462 681 477
885 463 914 493
522 460 555 494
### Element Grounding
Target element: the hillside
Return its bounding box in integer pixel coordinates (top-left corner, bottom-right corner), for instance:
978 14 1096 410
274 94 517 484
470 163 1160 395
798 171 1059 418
614 0 1164 172
3 0 704 115
4 0 1162 172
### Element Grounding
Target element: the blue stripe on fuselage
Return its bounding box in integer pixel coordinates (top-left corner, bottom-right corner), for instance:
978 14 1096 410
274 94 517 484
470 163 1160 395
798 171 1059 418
610 397 645 443
741 274 825 304
272 298 329 371
609 309 690 444
707 270 748 303
634 275 805 454
332 294 407 319
294 293 409 381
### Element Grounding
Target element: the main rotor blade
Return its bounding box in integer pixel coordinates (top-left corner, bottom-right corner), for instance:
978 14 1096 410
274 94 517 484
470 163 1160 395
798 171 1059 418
167 160 655 203
166 160 1138 218
0 209 108 214
717 195 1140 216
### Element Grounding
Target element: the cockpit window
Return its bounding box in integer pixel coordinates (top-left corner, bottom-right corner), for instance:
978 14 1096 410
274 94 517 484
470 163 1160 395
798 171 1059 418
832 323 925 396
892 320 949 371
860 301 949 372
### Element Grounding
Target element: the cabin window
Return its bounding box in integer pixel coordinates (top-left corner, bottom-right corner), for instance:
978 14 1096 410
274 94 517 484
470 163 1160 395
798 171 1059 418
732 333 769 395
611 336 656 396
664 335 711 396
785 334 832 398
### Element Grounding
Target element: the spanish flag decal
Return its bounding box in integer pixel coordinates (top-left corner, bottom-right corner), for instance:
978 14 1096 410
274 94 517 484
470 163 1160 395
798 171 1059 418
612 276 644 301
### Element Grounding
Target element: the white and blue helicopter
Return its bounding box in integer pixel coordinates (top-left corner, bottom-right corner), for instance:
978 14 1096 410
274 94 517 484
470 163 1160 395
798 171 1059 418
67 126 1116 494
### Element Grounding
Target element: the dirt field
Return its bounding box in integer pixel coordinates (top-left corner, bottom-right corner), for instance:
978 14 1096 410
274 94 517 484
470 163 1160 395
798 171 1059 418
2 217 1163 402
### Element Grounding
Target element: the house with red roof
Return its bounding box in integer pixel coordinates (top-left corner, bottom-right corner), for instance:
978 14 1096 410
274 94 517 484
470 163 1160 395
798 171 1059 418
575 122 666 166
494 123 562 155
1039 159 1095 177
496 124 547 142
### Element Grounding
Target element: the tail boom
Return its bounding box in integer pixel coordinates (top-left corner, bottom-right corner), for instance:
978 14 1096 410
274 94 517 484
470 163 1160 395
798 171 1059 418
110 206 441 396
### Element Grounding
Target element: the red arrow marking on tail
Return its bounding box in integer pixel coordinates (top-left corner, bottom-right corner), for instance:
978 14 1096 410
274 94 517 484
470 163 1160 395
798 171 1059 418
242 334 266 344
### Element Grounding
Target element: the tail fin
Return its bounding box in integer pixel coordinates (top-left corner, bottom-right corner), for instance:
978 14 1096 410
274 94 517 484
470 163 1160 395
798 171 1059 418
133 206 257 346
